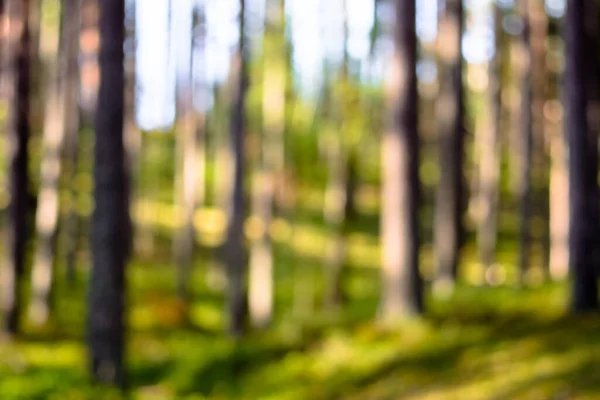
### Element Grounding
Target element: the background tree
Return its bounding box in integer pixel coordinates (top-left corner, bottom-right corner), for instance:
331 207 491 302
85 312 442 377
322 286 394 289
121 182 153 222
476 1 502 277
1 0 31 335
565 0 599 311
225 0 248 337
248 0 286 328
87 0 129 385
516 0 533 284
434 0 465 290
380 0 422 319
29 0 80 325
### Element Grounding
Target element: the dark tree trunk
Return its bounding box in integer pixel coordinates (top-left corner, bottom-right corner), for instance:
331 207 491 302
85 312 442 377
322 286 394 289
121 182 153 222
565 0 599 311
87 0 129 386
225 0 248 337
380 0 422 319
433 0 464 289
1 0 31 335
516 0 533 285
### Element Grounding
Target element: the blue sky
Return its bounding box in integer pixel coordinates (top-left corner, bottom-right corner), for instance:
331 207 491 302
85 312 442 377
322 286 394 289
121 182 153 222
134 0 565 131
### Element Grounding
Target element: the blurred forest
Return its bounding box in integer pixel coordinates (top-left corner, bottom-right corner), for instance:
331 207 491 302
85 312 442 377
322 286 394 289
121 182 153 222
1 0 600 398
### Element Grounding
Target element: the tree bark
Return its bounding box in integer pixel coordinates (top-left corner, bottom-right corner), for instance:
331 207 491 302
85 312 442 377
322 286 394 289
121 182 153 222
565 0 599 312
516 0 533 285
530 0 550 277
1 0 31 335
87 0 129 385
477 4 502 275
380 0 422 319
225 0 248 337
433 0 464 289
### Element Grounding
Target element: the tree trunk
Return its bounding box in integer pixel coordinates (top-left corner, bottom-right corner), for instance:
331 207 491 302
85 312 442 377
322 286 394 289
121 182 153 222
530 0 550 278
516 0 533 285
380 0 422 319
124 0 140 260
225 0 248 337
1 0 31 335
323 0 351 310
173 85 198 307
87 0 129 385
248 0 285 329
28 0 71 325
477 4 502 277
65 0 98 284
565 0 599 312
323 127 348 309
433 0 464 290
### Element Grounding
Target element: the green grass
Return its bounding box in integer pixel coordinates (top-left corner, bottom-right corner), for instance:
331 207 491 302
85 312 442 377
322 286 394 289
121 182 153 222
1 253 599 400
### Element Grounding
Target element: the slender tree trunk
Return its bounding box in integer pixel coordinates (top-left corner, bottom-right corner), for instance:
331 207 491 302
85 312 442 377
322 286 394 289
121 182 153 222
516 0 533 285
173 81 198 307
1 0 31 335
28 0 69 325
530 0 549 278
323 0 350 310
548 29 569 280
225 0 247 337
477 4 502 276
248 0 285 328
549 103 568 280
565 0 599 312
65 0 98 284
87 0 129 385
433 0 464 290
380 0 422 319
124 0 140 260
323 124 348 309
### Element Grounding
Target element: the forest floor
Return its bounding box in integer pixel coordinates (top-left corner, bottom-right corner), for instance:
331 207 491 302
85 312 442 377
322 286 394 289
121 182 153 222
1 260 599 399
0 190 596 399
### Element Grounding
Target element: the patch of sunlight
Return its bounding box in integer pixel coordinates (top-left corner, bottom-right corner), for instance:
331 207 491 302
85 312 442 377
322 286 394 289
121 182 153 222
245 215 266 241
193 207 227 236
271 217 293 242
412 347 589 400
133 199 180 231
190 302 224 332
196 231 226 247
137 385 175 400
20 342 84 368
194 207 227 247
346 233 379 269
464 262 486 286
485 263 507 286
291 224 328 259
311 333 355 379
355 185 379 215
